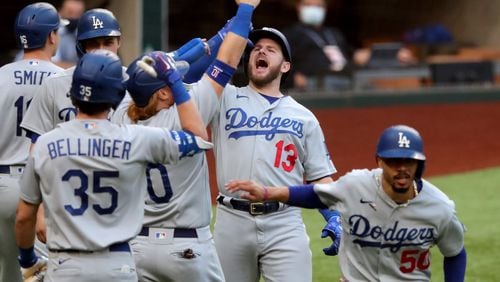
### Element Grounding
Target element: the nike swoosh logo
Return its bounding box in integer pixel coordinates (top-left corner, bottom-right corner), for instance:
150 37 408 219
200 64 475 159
59 258 71 265
236 94 249 99
360 199 373 204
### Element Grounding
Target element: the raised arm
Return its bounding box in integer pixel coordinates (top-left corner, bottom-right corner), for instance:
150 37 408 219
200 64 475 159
204 0 260 96
141 51 208 140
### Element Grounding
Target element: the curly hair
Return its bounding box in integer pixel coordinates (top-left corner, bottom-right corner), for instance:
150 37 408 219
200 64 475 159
126 93 160 123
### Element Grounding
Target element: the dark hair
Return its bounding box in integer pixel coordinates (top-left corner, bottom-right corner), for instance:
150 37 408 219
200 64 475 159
71 97 113 115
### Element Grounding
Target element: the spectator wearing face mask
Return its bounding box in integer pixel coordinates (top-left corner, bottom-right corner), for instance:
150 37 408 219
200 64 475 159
52 0 86 68
283 0 363 92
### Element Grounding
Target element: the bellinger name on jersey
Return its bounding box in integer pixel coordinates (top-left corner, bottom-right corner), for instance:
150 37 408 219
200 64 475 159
224 108 304 140
47 137 132 160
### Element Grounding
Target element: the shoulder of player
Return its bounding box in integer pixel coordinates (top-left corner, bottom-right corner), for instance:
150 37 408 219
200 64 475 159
419 179 456 208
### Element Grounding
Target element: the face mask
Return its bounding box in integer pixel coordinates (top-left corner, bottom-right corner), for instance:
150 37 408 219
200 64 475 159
299 6 326 26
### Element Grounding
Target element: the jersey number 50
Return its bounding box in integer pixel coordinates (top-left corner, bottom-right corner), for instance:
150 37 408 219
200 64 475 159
63 169 119 216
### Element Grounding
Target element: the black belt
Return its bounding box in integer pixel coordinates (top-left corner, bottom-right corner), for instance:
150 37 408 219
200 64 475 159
0 165 24 174
49 241 130 253
217 195 281 216
138 226 198 238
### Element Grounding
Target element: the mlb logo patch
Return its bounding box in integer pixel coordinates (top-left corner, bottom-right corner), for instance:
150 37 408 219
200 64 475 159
154 231 168 239
29 60 39 66
83 122 97 129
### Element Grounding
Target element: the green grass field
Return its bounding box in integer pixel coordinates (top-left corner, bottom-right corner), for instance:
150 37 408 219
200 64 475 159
300 166 500 281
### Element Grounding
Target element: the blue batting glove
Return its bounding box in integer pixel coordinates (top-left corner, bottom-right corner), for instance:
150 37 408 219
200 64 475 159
148 51 183 87
169 38 208 64
321 213 342 256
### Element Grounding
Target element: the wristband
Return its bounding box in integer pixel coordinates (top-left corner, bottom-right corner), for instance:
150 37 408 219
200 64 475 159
170 80 191 105
18 246 37 268
263 186 269 201
205 59 236 87
230 3 254 38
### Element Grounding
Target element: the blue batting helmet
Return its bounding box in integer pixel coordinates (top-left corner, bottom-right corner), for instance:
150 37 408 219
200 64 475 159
376 125 426 178
76 8 121 57
14 2 67 49
70 50 126 108
126 52 189 107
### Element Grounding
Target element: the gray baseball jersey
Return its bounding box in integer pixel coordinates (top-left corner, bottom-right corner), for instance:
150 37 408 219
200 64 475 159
111 79 218 228
0 60 62 164
111 78 224 281
0 59 61 282
20 67 75 136
19 119 183 250
20 66 127 137
209 85 336 282
313 168 465 281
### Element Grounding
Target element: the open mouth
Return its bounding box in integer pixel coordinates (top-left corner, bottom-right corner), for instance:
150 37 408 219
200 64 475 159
256 58 268 69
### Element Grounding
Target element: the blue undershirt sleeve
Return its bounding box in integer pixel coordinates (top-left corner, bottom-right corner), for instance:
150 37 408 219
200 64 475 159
443 247 466 282
286 184 328 209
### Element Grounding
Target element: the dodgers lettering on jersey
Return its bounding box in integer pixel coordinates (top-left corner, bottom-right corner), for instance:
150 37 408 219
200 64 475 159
47 137 131 160
14 70 54 85
225 108 304 140
349 214 434 252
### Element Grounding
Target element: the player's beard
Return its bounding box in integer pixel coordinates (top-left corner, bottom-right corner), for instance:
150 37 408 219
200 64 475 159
248 63 281 88
391 173 413 194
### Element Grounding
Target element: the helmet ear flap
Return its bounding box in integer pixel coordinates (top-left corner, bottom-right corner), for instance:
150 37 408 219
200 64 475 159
14 2 65 49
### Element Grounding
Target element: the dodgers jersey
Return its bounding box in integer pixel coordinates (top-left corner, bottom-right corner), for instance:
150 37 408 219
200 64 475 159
111 78 219 228
211 84 336 195
20 66 75 136
20 119 184 251
21 66 127 136
0 59 62 165
313 168 465 281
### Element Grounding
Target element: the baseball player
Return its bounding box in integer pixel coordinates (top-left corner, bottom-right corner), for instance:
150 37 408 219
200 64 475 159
110 1 259 281
0 3 66 281
192 27 336 282
15 50 212 282
20 8 123 142
226 125 467 281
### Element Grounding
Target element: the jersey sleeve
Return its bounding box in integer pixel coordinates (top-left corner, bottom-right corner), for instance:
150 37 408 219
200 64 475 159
303 121 336 181
21 77 56 136
186 77 220 125
436 203 466 257
135 126 181 165
19 155 42 204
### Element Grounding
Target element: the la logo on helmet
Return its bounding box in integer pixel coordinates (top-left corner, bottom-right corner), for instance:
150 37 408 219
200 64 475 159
92 16 104 29
398 132 411 148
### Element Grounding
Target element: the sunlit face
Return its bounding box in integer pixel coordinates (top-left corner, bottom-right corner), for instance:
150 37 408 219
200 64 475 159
378 157 418 194
82 36 120 54
247 38 290 87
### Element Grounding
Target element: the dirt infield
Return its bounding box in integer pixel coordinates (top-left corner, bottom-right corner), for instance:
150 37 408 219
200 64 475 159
208 100 500 198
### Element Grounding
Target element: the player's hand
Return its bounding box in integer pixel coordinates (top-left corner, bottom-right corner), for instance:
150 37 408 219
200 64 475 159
137 51 185 86
225 180 265 201
236 0 260 8
321 213 342 256
20 256 47 282
35 208 46 243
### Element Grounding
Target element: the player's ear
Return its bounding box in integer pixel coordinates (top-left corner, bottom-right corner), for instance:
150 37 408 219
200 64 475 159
281 61 291 74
